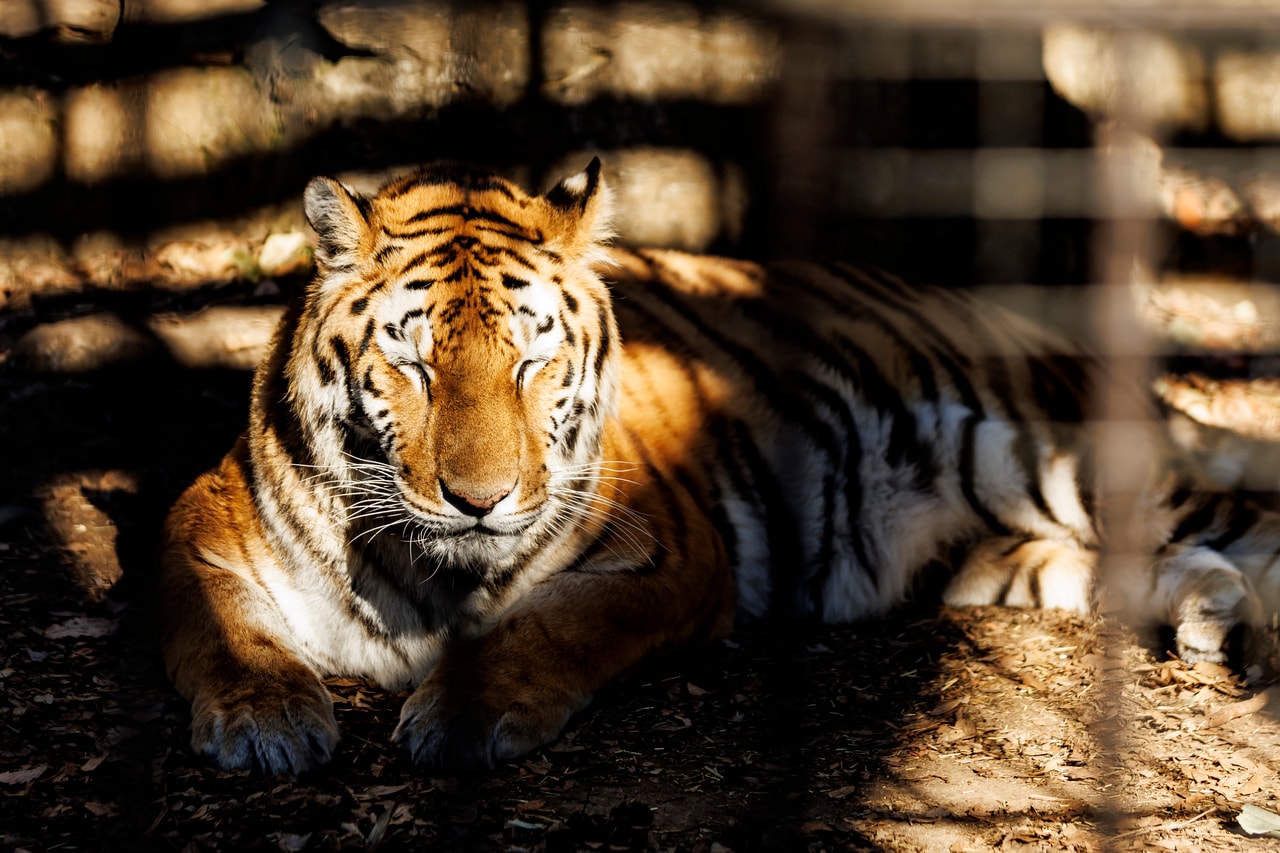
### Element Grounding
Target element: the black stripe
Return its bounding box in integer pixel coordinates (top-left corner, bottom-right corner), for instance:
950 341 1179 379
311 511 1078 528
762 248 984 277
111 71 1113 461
807 473 839 615
983 355 1059 526
1206 503 1259 552
773 266 1015 533
621 428 681 574
1027 355 1089 423
723 417 807 616
828 333 935 488
381 168 518 199
401 204 534 237
839 266 1083 530
361 366 382 399
617 277 856 595
494 245 538 272
474 222 543 244
592 307 611 380
563 291 579 314
771 267 942 403
502 273 530 289
959 415 1012 536
624 263 839 456
382 226 450 240
784 370 876 594
259 380 315 471
704 477 739 583
330 336 368 425
1169 494 1223 545
400 251 430 272
314 350 336 385
373 245 401 265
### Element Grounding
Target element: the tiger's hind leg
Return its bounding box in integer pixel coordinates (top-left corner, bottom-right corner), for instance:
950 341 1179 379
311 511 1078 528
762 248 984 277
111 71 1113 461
942 536 1095 613
1148 545 1264 664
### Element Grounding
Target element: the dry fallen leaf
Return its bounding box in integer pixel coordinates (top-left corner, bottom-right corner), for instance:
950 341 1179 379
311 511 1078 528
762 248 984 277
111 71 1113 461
1238 804 1280 838
43 616 117 639
0 764 48 785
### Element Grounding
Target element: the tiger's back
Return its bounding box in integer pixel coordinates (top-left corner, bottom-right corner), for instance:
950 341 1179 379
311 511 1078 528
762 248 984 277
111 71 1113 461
607 248 1100 620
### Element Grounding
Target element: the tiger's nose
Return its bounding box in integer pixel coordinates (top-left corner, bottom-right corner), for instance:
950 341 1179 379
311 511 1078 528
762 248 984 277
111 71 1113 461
439 481 512 517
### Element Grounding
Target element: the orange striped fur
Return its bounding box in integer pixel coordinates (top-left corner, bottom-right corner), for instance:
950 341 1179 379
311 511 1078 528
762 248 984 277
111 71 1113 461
160 161 1280 774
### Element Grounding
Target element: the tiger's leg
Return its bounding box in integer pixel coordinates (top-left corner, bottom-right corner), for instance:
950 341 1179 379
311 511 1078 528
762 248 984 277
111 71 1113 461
1120 491 1280 664
393 494 735 771
1143 545 1265 664
160 446 338 775
942 536 1095 613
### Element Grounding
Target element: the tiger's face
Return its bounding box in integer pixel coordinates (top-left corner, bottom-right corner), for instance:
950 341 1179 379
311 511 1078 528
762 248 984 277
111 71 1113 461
289 161 617 569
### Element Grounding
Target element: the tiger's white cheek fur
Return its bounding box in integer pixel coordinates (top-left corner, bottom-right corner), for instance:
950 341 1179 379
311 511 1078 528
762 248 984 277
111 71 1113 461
377 287 436 377
508 283 565 360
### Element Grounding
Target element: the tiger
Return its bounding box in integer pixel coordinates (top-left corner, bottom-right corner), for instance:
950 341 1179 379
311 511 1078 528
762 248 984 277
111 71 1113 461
159 158 1280 775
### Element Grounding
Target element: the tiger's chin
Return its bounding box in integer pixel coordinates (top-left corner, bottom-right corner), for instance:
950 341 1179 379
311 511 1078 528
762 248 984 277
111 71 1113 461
401 510 549 573
430 529 524 569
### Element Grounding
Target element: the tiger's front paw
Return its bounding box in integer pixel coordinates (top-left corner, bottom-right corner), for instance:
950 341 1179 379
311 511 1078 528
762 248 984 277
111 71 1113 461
393 668 587 772
189 672 338 775
944 537 1095 613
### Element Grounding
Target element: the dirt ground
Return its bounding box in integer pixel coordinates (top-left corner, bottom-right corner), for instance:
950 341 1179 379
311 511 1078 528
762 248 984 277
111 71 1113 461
5 337 1280 852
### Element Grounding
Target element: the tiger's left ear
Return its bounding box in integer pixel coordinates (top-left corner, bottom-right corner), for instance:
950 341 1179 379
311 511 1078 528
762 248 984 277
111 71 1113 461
543 157 614 257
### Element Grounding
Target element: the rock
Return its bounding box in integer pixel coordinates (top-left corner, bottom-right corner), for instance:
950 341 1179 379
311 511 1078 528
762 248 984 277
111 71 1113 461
145 305 283 370
142 67 281 178
542 2 779 105
0 0 120 40
11 314 155 373
0 92 58 193
1215 51 1280 141
258 232 312 277
1042 24 1208 132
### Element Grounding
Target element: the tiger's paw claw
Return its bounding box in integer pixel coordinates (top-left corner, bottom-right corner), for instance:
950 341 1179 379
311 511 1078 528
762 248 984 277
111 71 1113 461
393 681 580 773
189 679 338 776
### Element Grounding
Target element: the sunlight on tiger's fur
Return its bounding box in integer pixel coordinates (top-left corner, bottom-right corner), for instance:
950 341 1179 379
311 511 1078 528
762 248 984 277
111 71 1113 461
159 159 1280 776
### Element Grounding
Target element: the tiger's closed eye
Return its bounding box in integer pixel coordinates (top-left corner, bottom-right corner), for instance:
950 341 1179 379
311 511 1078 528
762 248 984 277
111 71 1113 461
516 358 549 393
396 361 433 391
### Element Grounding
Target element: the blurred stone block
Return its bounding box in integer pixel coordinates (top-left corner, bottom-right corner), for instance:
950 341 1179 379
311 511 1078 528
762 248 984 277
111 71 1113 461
1042 24 1208 132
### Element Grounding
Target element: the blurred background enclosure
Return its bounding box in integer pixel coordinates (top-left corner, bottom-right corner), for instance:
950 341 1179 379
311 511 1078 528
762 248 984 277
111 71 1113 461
9 2 1280 346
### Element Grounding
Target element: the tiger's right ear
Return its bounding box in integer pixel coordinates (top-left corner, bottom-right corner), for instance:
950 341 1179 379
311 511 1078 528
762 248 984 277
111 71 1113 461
304 177 370 273
542 157 614 259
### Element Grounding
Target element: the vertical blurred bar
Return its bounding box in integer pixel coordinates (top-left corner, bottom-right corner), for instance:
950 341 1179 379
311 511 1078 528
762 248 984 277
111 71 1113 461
772 22 838 258
1091 31 1159 840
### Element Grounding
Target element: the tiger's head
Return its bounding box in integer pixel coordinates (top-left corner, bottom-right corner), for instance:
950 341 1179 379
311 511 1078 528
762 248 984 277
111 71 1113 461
285 161 617 570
